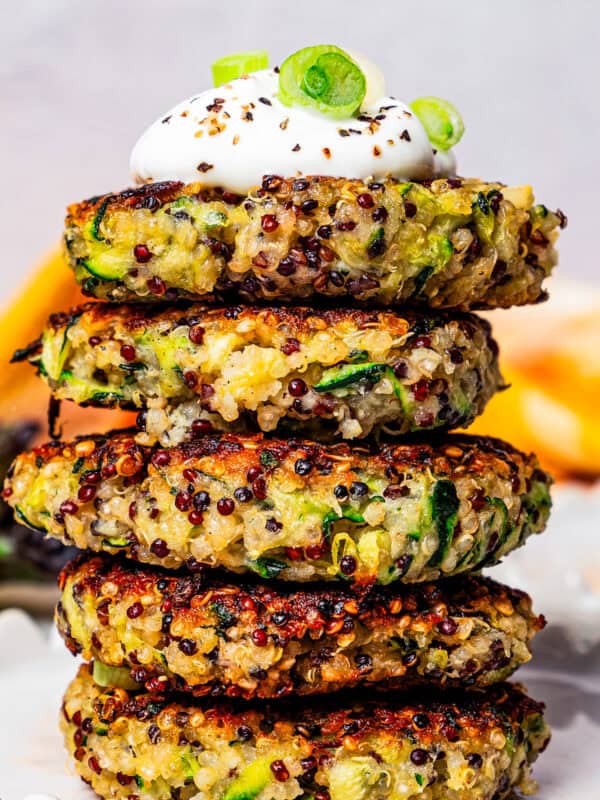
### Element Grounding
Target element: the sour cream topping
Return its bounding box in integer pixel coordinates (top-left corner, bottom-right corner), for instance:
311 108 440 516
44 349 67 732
131 69 456 193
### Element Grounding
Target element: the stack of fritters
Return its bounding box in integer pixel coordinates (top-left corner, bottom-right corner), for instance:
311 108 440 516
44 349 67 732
5 174 564 799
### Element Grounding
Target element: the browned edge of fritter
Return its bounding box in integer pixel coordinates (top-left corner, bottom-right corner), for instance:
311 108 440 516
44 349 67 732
9 429 543 487
64 660 546 745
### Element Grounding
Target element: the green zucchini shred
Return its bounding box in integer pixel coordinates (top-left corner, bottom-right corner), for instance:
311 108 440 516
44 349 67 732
427 480 459 567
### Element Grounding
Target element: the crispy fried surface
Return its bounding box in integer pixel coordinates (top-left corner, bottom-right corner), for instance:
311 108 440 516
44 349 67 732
57 554 544 698
64 175 565 309
62 664 550 800
6 431 551 585
19 302 502 441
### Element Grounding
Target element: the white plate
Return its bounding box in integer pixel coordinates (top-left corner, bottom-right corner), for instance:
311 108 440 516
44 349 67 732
1 480 600 799
0 610 598 800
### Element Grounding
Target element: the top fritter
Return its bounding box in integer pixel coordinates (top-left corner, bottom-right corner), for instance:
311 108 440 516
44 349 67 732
65 47 565 309
66 177 563 309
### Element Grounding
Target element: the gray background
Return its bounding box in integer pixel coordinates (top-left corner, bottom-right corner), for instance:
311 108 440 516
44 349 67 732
1 0 596 302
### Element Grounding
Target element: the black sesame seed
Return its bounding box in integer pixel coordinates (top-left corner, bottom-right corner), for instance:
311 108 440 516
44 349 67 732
437 618 459 636
179 638 198 656
295 458 313 476
301 199 318 214
340 555 357 575
413 713 430 729
262 175 283 192
317 599 332 616
301 756 317 773
237 725 253 741
234 487 253 503
148 724 161 744
350 481 369 498
410 748 429 766
334 484 349 500
194 491 211 510
367 235 387 259
448 347 464 364
403 651 417 667
277 258 296 276
393 360 408 379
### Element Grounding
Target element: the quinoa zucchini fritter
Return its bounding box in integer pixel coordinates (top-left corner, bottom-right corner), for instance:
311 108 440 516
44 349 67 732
5 431 551 585
62 664 550 800
64 176 565 309
58 555 544 699
16 303 503 441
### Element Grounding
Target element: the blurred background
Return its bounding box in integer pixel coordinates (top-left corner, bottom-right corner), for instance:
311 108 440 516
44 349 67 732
0 0 598 603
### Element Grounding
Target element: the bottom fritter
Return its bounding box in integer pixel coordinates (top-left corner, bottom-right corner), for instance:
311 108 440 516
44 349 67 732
62 664 549 800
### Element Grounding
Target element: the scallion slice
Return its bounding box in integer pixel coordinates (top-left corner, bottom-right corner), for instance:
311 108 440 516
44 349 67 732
409 96 464 150
211 50 269 86
279 45 366 119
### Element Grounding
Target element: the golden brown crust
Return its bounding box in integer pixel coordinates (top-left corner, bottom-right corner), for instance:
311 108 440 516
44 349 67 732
68 181 189 224
44 301 484 339
61 664 550 800
21 428 536 483
56 553 544 698
65 661 545 739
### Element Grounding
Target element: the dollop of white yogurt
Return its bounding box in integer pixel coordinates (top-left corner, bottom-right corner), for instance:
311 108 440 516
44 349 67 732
130 70 457 193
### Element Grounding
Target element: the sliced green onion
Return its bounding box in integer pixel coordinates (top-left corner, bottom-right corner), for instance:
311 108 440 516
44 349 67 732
409 96 464 151
279 45 366 119
211 50 269 86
